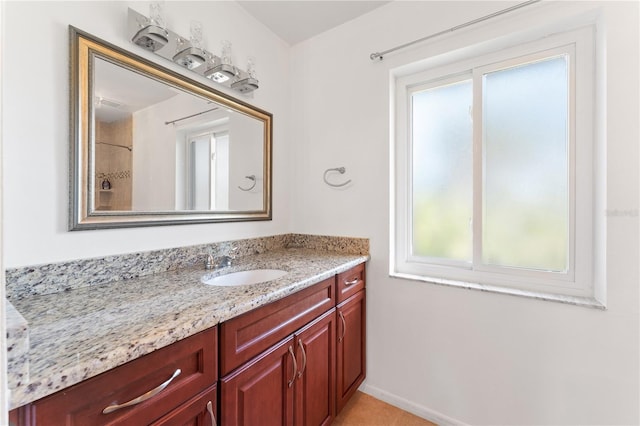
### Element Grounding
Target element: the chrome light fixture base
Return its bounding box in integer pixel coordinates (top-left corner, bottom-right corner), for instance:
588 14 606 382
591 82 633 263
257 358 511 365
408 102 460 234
127 8 260 94
132 25 169 52
204 63 236 83
231 77 259 93
173 46 207 70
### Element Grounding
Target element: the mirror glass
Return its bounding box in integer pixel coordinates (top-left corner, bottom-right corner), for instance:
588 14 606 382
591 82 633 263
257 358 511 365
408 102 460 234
70 28 272 229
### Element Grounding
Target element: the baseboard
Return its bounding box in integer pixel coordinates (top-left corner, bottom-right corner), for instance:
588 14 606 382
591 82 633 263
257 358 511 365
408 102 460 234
359 383 467 426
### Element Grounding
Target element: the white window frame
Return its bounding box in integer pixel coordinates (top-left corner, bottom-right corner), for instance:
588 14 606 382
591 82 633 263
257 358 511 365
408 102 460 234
391 26 601 306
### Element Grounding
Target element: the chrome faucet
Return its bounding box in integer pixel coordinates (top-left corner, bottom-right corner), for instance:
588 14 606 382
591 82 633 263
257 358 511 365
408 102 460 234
204 254 215 270
216 255 233 269
205 246 237 270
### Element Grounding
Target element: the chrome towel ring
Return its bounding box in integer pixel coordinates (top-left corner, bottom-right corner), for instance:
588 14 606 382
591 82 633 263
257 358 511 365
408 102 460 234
323 167 351 188
238 175 257 191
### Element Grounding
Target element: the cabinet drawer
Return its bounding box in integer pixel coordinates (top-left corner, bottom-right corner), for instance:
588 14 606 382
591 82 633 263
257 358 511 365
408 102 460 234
220 277 335 376
25 327 217 426
336 263 365 304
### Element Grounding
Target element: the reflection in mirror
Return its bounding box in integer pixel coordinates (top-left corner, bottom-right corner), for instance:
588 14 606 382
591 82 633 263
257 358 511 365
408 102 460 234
70 27 271 229
94 58 264 212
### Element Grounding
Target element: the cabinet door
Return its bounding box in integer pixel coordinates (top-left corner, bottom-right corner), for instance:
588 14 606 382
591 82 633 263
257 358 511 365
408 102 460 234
336 290 366 414
151 385 217 426
294 309 336 426
221 336 295 426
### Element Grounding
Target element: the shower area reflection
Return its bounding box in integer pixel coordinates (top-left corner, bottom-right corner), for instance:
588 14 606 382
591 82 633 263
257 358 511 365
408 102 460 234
94 114 133 211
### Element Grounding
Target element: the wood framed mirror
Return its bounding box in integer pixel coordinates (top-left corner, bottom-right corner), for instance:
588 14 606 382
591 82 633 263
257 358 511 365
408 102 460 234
69 27 272 230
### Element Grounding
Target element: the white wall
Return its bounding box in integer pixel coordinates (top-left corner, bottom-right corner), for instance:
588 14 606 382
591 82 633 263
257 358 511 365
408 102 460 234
291 1 639 425
1 1 292 267
0 0 7 420
132 92 203 211
228 112 264 211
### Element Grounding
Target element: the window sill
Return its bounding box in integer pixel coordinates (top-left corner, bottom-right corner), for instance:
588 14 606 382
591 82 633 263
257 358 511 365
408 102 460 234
390 272 606 310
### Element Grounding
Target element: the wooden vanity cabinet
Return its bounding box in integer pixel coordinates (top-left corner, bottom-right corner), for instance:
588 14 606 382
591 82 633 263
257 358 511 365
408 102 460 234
10 327 217 426
220 309 336 426
336 286 366 414
9 262 367 426
219 278 337 426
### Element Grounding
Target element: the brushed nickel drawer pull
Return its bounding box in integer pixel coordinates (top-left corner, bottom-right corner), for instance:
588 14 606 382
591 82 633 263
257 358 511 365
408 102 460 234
287 346 298 388
297 340 307 379
344 277 359 286
206 400 217 426
338 311 346 343
102 368 182 414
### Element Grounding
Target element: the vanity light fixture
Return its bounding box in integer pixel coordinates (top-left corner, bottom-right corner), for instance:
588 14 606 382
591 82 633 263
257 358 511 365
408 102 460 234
203 40 236 83
131 1 168 52
132 25 169 52
203 60 236 83
204 63 236 83
173 40 207 70
231 75 259 93
173 22 207 70
127 8 261 93
231 56 259 93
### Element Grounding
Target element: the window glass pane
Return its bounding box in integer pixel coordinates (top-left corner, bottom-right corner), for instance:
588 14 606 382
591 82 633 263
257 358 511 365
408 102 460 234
411 80 472 261
482 56 568 271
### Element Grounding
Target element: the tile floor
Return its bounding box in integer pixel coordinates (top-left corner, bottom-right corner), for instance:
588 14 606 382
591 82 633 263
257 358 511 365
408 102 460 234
333 391 437 426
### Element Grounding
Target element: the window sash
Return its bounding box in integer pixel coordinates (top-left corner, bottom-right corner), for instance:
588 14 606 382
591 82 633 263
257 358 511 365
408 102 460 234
473 45 576 282
393 26 595 298
407 73 473 268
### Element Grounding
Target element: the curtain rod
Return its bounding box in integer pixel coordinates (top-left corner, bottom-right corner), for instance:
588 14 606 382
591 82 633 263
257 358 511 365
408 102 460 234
369 0 541 61
165 107 219 125
96 141 132 152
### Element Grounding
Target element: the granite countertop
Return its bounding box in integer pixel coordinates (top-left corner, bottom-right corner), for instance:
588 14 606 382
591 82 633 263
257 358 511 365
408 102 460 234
7 247 368 409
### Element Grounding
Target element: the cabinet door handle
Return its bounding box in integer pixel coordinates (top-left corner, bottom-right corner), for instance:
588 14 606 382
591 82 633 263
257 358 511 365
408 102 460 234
338 311 346 343
206 400 217 426
297 339 307 379
287 346 298 388
102 368 181 414
344 277 359 286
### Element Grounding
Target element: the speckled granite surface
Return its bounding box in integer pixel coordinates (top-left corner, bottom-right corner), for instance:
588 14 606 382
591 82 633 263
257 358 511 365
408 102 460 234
5 234 368 409
5 300 28 390
5 234 368 300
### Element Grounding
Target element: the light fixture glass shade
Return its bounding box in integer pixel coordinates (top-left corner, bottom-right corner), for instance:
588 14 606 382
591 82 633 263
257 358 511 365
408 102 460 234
221 40 233 65
190 20 203 49
149 1 166 27
247 56 257 79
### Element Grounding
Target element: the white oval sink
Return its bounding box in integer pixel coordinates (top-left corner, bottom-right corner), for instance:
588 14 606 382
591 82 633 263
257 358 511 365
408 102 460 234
202 269 288 286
